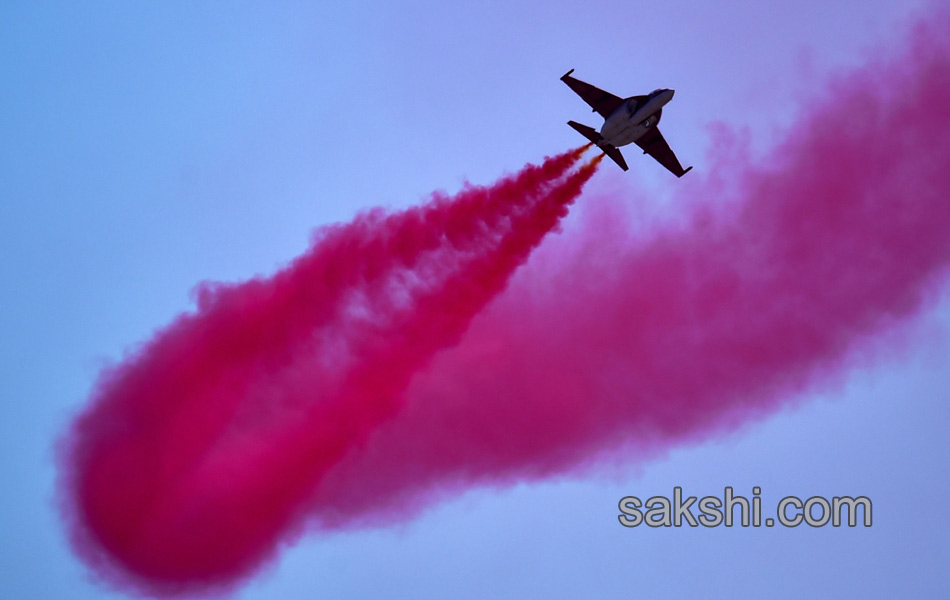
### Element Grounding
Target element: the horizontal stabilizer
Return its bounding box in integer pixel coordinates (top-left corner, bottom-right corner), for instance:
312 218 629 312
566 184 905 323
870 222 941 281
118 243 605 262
567 120 601 144
600 144 629 171
566 121 628 171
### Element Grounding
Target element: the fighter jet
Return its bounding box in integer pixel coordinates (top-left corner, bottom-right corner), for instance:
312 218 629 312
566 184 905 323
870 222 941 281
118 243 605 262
561 69 692 177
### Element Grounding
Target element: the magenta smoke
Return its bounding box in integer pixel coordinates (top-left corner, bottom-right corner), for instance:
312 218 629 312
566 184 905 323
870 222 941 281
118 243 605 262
60 146 600 595
307 12 950 529
59 10 949 598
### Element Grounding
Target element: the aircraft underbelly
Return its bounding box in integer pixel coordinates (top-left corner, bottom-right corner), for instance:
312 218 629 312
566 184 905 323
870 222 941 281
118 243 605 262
600 110 658 147
601 114 648 147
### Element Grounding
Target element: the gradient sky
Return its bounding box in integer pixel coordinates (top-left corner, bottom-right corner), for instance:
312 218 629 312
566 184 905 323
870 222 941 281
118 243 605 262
2 1 948 598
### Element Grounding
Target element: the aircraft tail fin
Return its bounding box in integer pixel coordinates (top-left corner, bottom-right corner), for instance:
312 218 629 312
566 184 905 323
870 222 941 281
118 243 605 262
566 120 628 171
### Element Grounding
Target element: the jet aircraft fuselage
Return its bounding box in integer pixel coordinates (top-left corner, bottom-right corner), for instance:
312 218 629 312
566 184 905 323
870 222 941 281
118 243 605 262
601 89 675 148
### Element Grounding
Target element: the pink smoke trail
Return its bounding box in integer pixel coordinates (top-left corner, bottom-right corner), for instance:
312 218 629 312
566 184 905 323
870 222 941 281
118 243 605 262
302 13 950 526
60 149 599 595
59 7 950 599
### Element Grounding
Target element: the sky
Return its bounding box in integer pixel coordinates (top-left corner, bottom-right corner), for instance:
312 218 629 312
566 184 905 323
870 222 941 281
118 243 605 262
1 1 948 598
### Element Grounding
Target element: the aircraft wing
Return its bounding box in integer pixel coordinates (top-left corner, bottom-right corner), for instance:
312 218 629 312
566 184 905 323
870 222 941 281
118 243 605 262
561 69 626 119
634 126 693 178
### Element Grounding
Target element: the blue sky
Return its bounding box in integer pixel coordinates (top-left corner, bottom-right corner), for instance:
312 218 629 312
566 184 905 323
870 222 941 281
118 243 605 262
2 1 948 598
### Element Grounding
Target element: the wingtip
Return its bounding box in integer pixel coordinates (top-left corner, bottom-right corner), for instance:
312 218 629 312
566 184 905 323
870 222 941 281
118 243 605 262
679 166 694 178
561 68 575 80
